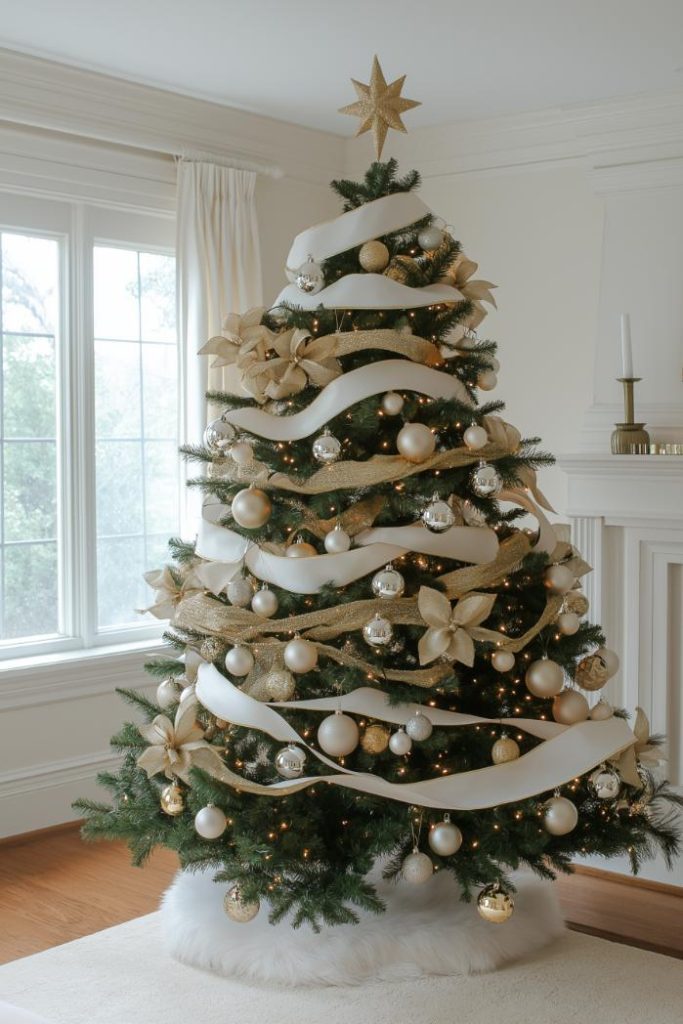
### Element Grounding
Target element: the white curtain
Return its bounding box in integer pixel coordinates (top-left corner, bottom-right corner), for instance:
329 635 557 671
176 159 263 452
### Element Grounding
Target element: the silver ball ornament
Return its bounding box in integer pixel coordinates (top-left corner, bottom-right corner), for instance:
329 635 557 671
405 711 433 742
525 658 564 698
471 461 502 497
589 699 614 721
389 728 412 755
251 585 278 618
324 524 351 553
194 805 227 839
283 636 318 673
381 391 404 416
477 884 514 923
274 744 307 779
227 576 255 607
491 649 515 673
589 765 621 801
402 849 434 884
544 564 575 594
160 782 184 816
231 487 271 529
224 645 254 677
463 424 488 450
317 711 359 757
543 796 579 836
428 815 463 856
552 688 589 724
371 564 405 599
295 256 324 294
422 495 455 533
203 417 235 455
156 678 180 709
223 884 259 923
418 224 445 251
362 613 393 647
557 611 580 636
230 440 254 466
396 422 436 463
264 668 296 701
312 429 341 464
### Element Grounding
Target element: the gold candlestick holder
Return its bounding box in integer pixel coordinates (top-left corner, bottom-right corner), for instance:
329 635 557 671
611 377 650 454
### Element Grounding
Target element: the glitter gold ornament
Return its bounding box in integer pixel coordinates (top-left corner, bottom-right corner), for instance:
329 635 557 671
264 668 296 701
223 884 260 923
491 735 520 764
477 883 514 923
359 239 390 272
339 55 421 159
360 724 390 754
160 782 184 816
575 653 609 692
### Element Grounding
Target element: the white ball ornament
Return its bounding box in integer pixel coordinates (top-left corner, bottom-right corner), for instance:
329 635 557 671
251 584 278 618
397 422 436 463
224 645 254 677
422 495 455 533
381 391 404 416
204 417 235 455
389 728 412 755
405 711 433 742
324 523 351 553
471 461 502 497
371 564 405 599
557 611 580 636
589 699 614 721
362 613 393 648
231 486 271 529
156 678 180 709
491 649 515 673
223 884 260 923
317 711 359 757
312 429 342 464
230 440 254 467
194 805 227 839
477 370 498 391
543 796 579 836
552 688 589 725
402 849 434 884
295 256 324 294
264 669 296 701
463 424 488 450
525 658 564 698
589 765 621 801
286 538 317 558
544 564 575 594
274 744 306 779
284 636 318 674
428 815 463 856
227 575 255 607
418 224 445 251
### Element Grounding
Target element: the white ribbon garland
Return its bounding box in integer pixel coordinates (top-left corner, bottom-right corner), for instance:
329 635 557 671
196 663 636 810
274 276 463 312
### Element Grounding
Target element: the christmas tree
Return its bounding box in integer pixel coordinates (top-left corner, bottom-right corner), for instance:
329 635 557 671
77 59 680 930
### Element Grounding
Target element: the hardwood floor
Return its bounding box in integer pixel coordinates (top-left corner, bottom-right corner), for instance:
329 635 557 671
0 824 681 965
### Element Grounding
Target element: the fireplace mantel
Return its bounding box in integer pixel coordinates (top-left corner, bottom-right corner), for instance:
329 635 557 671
557 454 683 525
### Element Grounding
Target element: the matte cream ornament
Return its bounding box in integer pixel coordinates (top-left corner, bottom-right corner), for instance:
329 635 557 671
317 710 360 757
557 611 580 636
428 814 463 856
422 495 455 533
418 224 445 252
525 658 564 698
224 645 255 677
194 805 227 839
295 256 324 294
324 523 351 554
160 782 184 816
204 417 236 455
477 369 498 391
226 576 255 608
544 564 575 594
338 55 421 160
286 538 317 558
401 849 434 884
564 590 589 616
362 612 394 647
360 724 390 754
463 424 488 450
589 765 621 801
283 636 319 674
264 669 296 701
156 678 180 710
543 796 578 836
231 486 271 529
389 727 412 755
312 429 342 464
230 440 254 467
359 239 390 272
491 649 515 673
223 884 260 923
575 654 610 692
491 735 520 764
251 584 278 618
405 710 433 742
477 883 514 923
397 422 436 463
371 564 405 599
552 688 589 725
274 744 307 779
470 461 502 497
381 391 404 416
589 700 614 721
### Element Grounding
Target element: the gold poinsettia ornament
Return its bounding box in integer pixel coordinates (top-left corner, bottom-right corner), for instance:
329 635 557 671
242 328 342 402
137 701 226 782
611 707 665 788
442 256 497 328
199 307 273 371
418 586 497 666
141 565 204 619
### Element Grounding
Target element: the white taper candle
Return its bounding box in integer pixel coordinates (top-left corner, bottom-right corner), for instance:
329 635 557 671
620 313 633 378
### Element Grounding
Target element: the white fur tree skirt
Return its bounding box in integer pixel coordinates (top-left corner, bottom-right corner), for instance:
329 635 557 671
160 866 564 985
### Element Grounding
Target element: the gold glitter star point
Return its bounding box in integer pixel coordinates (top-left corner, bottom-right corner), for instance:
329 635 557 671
339 55 421 159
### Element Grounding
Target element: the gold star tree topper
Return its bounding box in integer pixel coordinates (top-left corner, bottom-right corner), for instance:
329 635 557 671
339 56 421 159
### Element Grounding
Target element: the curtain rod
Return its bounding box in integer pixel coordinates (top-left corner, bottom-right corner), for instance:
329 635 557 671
176 148 283 179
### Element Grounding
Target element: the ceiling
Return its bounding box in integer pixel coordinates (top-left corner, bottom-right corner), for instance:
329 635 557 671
1 0 683 133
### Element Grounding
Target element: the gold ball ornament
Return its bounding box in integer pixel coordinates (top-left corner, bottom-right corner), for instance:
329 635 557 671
160 782 184 816
286 539 317 558
589 699 614 721
359 239 390 272
477 884 514 924
231 486 271 529
223 884 260 923
525 658 564 698
552 688 589 724
491 735 520 764
575 654 610 692
360 724 390 754
596 647 620 677
397 422 436 463
491 649 515 673
563 590 589 616
264 668 296 701
543 796 579 836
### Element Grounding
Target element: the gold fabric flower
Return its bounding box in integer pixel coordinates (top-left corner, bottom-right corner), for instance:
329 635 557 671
418 587 497 666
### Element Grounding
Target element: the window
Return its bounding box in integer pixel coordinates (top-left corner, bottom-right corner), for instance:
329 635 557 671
0 195 180 660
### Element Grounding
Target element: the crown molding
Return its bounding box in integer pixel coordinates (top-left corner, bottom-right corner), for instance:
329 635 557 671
0 47 345 186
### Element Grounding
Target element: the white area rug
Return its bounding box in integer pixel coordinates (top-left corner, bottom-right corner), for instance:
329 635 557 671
1 912 682 1024
161 867 564 983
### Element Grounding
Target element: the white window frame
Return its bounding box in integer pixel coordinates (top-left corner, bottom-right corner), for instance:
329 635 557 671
0 193 181 662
